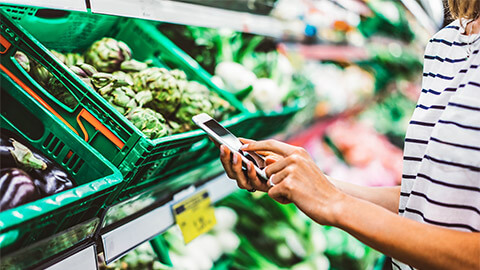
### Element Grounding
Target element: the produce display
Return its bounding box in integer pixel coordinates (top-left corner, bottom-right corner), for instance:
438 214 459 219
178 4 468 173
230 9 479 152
359 86 418 148
159 24 311 113
302 119 404 187
218 191 380 270
302 62 376 117
1 0 436 268
0 131 74 211
16 37 235 140
98 243 164 270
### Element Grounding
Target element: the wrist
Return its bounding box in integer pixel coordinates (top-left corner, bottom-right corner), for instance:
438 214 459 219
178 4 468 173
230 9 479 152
329 191 352 227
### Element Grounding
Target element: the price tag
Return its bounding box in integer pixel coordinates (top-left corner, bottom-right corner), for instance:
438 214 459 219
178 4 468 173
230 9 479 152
172 190 216 244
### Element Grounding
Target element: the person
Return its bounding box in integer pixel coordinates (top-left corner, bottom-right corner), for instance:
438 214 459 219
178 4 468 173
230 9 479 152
218 1 480 269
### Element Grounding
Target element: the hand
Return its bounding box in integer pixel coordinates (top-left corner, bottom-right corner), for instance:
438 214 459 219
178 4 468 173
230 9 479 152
219 138 281 192
241 139 344 226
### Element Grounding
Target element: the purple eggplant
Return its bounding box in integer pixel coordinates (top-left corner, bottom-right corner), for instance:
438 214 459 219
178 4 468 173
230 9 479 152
0 145 17 169
0 168 40 211
0 132 75 196
31 161 74 195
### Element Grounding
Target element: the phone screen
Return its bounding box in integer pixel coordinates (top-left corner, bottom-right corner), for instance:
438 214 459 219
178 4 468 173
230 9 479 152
204 119 243 150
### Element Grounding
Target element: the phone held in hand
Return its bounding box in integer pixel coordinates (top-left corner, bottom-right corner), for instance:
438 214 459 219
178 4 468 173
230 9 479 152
192 113 268 181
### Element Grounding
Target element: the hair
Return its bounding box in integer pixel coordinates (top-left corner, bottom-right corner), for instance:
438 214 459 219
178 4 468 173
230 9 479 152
448 0 480 20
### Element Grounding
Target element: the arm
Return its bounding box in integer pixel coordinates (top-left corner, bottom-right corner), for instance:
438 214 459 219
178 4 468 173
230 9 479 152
237 139 479 270
219 141 401 213
327 176 401 213
332 194 480 270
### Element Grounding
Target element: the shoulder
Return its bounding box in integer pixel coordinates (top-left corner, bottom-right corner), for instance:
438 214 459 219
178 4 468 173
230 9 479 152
430 20 462 42
424 20 466 61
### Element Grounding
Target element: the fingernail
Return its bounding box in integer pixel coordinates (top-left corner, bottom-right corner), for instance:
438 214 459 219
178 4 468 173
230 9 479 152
233 153 238 164
240 144 248 150
220 146 225 157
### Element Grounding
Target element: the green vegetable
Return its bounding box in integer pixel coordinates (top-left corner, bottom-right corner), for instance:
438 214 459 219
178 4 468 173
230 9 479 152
174 81 215 132
133 67 185 117
127 107 170 139
85 37 132 72
69 63 97 88
121 59 149 72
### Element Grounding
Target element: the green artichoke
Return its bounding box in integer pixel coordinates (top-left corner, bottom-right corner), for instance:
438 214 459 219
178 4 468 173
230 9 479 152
46 76 78 109
25 55 77 108
210 93 235 121
69 63 97 88
112 71 134 87
51 50 84 66
85 37 132 73
101 86 139 115
167 120 183 134
91 72 115 90
15 51 30 73
50 50 67 64
30 61 51 88
175 81 215 132
127 107 170 139
133 67 185 116
65 53 84 67
121 59 148 72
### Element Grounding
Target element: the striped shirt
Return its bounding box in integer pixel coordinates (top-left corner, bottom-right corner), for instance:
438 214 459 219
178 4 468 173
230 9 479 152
393 20 480 270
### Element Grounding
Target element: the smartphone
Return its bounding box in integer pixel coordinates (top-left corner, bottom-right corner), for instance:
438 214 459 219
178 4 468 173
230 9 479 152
193 113 268 181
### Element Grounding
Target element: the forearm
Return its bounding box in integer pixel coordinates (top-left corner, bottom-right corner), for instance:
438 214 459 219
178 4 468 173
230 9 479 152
327 176 400 213
329 194 480 270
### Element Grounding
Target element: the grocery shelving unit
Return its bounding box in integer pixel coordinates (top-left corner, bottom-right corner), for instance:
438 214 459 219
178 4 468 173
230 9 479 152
0 1 289 268
3 0 304 39
0 0 435 269
99 171 237 265
6 164 237 269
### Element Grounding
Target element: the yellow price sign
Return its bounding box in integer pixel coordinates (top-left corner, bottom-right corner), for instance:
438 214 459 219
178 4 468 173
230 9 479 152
172 190 216 244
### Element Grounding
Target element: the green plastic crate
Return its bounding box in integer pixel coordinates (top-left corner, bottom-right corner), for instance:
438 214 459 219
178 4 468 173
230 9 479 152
0 9 249 202
0 71 123 256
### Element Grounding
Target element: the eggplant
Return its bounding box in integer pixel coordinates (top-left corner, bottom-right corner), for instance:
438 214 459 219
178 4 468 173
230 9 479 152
0 168 40 211
0 131 75 196
31 161 74 195
0 145 17 169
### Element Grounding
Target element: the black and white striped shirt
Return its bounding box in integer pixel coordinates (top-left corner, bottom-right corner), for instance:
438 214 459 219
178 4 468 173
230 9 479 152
393 20 480 270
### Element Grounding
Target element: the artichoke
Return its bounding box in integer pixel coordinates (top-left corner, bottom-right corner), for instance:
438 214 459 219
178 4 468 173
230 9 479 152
210 93 235 121
46 76 78 109
91 72 115 89
127 107 170 139
50 50 66 63
14 51 30 73
65 53 84 67
121 59 148 72
51 50 84 66
69 63 97 88
167 120 183 134
101 86 139 115
175 81 215 132
112 71 134 87
133 67 185 116
85 37 132 73
30 61 51 88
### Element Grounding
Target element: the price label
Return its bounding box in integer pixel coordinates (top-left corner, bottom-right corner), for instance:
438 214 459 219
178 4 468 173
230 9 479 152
172 190 216 244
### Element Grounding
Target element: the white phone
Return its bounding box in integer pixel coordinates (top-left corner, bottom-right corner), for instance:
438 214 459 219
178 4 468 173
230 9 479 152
193 113 268 181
